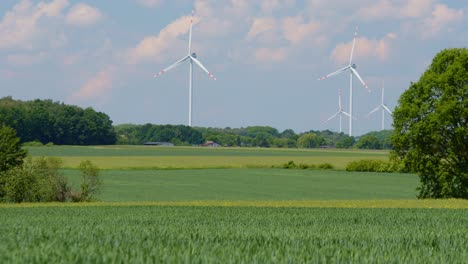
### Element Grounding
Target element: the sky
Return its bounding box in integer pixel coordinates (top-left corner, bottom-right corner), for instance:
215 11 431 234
0 0 467 136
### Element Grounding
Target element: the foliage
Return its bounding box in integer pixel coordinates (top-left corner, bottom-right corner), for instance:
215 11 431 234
75 160 101 202
297 133 324 148
346 158 405 173
115 124 203 145
0 125 27 173
355 135 381 149
0 97 116 145
336 135 355 149
392 48 468 198
0 157 70 203
0 206 466 263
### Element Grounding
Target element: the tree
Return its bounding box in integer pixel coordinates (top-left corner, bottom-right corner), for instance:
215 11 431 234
355 135 381 150
392 48 468 198
297 133 324 148
0 125 27 173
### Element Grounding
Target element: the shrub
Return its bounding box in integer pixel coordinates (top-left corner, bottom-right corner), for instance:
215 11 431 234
345 159 405 173
0 157 71 203
317 163 334 170
22 141 44 147
76 160 101 202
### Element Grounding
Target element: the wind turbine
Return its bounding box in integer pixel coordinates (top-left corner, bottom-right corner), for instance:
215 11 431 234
368 81 392 130
326 89 351 133
318 27 369 136
154 10 216 127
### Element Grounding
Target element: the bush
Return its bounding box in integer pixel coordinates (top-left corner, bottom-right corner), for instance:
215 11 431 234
0 157 71 203
346 159 405 173
282 161 333 170
317 163 334 170
22 141 44 147
75 160 101 202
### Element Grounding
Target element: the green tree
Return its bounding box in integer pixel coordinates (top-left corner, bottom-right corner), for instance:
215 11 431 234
392 48 468 198
355 135 382 149
297 133 324 148
336 135 355 149
0 125 27 173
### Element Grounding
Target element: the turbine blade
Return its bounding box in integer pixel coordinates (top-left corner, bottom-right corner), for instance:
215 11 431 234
383 104 393 114
368 106 381 116
327 111 340 121
188 10 194 54
349 26 358 64
318 65 350 81
341 111 351 118
153 56 190 78
191 56 216 80
350 67 369 91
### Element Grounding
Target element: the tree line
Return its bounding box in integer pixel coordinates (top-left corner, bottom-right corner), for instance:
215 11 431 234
115 124 394 150
0 97 116 145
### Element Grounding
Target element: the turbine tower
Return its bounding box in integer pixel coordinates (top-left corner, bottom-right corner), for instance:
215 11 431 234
154 10 216 127
318 27 369 136
326 89 351 133
368 81 392 130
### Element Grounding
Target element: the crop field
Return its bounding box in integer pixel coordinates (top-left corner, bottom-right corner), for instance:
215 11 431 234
9 145 466 262
26 145 388 170
63 169 418 201
0 206 467 263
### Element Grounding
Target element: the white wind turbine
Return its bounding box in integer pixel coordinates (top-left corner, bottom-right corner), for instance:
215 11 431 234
326 89 351 133
368 81 392 130
318 27 369 136
154 10 216 127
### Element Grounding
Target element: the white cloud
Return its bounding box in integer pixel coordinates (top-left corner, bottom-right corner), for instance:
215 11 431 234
331 33 397 65
125 15 198 64
246 17 276 40
0 0 69 50
135 0 163 8
281 16 320 45
6 52 48 66
66 3 103 27
69 67 114 102
422 4 464 38
255 47 288 62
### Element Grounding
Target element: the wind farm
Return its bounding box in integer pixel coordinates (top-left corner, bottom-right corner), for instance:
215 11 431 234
318 27 371 136
0 1 466 263
154 10 216 127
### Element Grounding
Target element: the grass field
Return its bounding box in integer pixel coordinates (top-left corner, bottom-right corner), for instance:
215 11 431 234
8 145 466 262
0 206 466 263
26 145 388 170
64 169 418 201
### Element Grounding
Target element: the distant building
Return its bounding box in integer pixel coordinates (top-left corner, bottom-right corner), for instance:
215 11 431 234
201 141 221 147
143 142 174 146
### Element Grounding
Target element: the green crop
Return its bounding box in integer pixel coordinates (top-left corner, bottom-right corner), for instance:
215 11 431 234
0 206 466 263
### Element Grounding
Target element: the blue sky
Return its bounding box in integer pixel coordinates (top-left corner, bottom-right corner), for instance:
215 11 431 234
0 0 466 135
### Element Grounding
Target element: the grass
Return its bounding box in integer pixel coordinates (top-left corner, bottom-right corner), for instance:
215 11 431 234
63 168 419 201
0 206 466 263
26 145 388 170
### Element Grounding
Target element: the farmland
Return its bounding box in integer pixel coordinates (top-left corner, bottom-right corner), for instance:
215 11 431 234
3 145 466 262
0 206 467 263
26 145 388 170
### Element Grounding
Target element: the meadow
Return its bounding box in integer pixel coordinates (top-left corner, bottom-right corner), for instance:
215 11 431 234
3 145 465 262
25 145 388 170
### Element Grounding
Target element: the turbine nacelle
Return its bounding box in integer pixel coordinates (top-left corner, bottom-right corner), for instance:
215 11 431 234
351 64 357 69
191 53 197 58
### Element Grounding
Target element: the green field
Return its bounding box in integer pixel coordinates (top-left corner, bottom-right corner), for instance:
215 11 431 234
0 206 466 263
4 145 465 262
26 145 388 170
64 169 418 201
